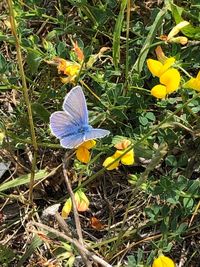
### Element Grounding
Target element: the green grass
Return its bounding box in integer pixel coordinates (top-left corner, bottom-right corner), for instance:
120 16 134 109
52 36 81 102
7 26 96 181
1 0 200 266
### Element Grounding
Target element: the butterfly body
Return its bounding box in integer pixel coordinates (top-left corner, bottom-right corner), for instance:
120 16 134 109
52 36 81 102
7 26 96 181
50 86 110 149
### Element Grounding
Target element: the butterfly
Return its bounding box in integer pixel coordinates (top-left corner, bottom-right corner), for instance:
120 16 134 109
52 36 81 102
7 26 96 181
50 86 110 149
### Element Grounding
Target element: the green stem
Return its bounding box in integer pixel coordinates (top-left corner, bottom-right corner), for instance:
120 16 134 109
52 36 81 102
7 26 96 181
7 0 38 203
124 0 131 96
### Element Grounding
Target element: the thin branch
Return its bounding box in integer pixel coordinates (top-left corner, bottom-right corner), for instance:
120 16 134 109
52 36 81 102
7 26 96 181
7 0 38 203
28 221 112 267
55 212 92 267
63 156 84 245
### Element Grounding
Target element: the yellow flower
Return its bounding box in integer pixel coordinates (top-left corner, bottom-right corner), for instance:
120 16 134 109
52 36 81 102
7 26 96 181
76 140 96 164
55 58 81 84
152 255 175 267
160 21 189 45
103 139 134 170
103 155 120 170
147 47 181 99
120 150 134 165
61 190 90 219
74 190 90 212
184 70 200 91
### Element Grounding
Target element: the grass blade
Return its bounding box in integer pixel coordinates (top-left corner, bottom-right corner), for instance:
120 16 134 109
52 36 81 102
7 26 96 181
0 169 49 192
16 235 42 267
132 8 166 74
113 0 127 69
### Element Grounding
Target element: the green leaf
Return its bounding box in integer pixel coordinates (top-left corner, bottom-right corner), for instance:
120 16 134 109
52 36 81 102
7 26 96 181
183 197 194 210
132 8 166 74
165 155 177 167
170 2 200 40
145 112 156 121
46 29 64 41
27 50 42 74
176 222 188 235
0 169 49 192
113 0 127 69
0 53 7 73
139 116 149 126
0 244 15 265
16 235 42 267
32 103 50 123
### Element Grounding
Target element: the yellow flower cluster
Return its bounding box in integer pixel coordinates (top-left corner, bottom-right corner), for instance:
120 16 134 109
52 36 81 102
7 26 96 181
103 139 134 170
147 48 200 98
147 56 181 99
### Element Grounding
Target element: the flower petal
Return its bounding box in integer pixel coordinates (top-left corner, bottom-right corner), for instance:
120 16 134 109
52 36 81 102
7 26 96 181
121 149 134 165
62 198 72 219
151 84 167 99
161 57 175 74
75 190 90 212
197 70 200 80
167 21 190 39
152 255 175 267
160 68 180 93
155 46 167 63
81 140 96 149
147 59 163 77
76 147 90 164
184 78 200 91
115 139 131 150
103 156 120 170
72 40 84 62
168 36 188 45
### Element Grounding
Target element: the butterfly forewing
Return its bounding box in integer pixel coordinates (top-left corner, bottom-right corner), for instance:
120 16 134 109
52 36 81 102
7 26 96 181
63 86 88 125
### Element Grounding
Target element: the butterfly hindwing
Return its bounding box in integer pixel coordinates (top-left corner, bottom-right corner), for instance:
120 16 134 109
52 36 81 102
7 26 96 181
83 128 110 142
60 133 85 149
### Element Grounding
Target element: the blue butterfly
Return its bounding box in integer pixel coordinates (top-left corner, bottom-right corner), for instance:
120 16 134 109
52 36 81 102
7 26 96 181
50 86 110 148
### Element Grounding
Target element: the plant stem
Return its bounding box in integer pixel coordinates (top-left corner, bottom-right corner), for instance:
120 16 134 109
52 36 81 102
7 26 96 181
124 0 131 96
7 0 38 203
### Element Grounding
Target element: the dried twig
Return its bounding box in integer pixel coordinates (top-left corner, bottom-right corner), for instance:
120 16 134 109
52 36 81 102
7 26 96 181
55 212 92 267
63 156 84 245
28 221 112 267
63 154 92 266
188 199 200 227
